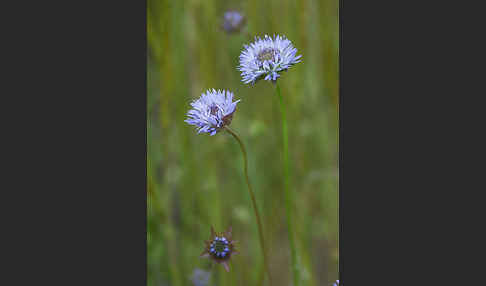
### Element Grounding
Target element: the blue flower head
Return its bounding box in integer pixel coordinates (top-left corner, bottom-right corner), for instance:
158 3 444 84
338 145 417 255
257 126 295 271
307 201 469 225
185 89 240 136
238 34 302 84
222 10 246 33
333 280 339 286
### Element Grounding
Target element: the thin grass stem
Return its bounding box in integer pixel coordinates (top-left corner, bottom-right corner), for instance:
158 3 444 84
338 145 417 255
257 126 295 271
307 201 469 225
225 126 273 286
275 82 299 286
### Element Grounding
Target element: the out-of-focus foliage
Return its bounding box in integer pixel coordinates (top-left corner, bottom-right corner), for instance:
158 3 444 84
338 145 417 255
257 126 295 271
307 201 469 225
147 0 339 285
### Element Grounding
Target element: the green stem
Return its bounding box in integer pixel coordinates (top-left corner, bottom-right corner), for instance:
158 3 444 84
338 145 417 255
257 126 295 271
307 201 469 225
225 126 273 286
276 82 299 286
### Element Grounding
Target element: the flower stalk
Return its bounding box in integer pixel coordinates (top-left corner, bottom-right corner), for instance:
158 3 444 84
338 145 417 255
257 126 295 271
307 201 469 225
224 126 272 285
275 82 299 286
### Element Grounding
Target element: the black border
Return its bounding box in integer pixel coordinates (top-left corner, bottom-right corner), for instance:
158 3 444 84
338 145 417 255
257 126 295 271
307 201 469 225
340 0 444 283
12 1 148 284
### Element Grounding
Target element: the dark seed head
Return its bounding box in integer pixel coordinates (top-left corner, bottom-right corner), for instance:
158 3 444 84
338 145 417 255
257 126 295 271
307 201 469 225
201 226 237 272
211 238 229 258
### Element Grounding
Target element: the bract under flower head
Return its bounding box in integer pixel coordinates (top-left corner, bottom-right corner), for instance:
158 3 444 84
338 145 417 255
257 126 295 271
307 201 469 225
185 89 240 136
200 226 239 272
238 34 302 84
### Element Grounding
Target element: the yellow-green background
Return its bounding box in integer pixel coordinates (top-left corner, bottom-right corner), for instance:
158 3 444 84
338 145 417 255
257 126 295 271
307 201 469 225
147 0 338 285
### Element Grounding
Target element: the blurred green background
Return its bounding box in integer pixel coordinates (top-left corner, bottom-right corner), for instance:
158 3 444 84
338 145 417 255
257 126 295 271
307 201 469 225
147 0 338 285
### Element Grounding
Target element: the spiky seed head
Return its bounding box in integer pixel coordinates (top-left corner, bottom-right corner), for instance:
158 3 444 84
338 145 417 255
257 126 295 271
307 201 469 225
200 226 238 272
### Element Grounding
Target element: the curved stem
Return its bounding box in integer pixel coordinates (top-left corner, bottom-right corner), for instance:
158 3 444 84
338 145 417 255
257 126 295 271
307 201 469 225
276 83 299 286
225 126 272 286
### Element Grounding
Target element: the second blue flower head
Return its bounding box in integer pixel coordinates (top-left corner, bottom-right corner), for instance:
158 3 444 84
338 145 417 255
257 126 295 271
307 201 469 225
185 89 241 136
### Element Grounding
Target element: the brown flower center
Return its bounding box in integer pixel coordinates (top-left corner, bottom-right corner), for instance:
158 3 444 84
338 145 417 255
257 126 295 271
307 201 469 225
210 104 220 116
257 48 276 62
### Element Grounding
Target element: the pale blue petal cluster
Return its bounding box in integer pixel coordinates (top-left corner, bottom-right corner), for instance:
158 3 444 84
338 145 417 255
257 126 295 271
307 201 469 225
222 11 245 33
333 280 339 286
185 89 240 136
191 268 210 286
238 34 302 84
